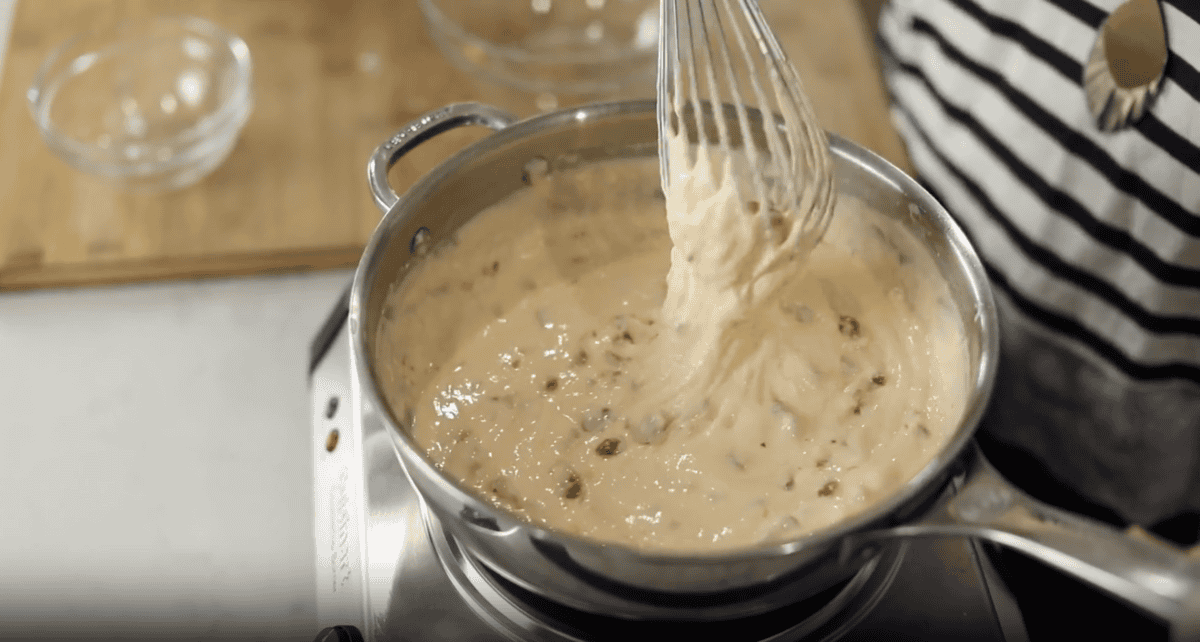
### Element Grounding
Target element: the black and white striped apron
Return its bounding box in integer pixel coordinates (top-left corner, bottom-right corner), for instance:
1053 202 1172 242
878 0 1200 526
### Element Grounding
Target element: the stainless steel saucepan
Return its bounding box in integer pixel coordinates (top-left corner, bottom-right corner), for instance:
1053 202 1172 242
349 100 1200 636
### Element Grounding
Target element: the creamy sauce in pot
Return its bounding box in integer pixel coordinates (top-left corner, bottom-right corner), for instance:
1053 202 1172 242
375 158 968 552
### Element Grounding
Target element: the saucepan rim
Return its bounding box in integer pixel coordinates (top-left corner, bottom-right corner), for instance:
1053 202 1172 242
349 99 999 564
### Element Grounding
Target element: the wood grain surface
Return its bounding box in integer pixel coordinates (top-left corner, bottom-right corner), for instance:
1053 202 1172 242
0 0 907 291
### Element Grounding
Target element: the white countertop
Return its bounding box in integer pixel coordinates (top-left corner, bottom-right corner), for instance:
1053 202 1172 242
0 2 343 638
0 271 350 641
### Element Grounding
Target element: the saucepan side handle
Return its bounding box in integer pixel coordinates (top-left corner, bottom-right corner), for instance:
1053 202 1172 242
845 443 1200 639
367 103 518 214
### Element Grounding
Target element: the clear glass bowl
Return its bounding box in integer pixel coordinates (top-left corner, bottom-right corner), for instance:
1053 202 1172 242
421 0 657 112
27 15 253 191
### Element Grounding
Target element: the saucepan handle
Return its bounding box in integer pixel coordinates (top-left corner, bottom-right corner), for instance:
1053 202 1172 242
844 443 1200 640
367 103 519 214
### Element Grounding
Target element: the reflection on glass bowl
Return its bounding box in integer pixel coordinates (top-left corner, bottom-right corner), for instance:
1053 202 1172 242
421 0 657 113
27 15 253 191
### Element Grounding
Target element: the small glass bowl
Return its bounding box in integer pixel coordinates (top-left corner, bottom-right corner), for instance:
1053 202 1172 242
421 0 657 112
27 15 253 191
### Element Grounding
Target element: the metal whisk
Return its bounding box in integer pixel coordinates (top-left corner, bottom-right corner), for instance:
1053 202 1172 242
657 0 834 259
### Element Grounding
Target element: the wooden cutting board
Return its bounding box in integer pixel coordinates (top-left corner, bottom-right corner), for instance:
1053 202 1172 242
0 0 908 291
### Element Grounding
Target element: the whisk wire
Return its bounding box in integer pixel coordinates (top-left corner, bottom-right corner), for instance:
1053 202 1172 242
692 2 726 158
656 0 675 186
711 0 768 205
718 0 789 212
742 0 834 246
659 0 834 257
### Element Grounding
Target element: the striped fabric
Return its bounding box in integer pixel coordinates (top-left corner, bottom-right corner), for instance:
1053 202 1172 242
878 0 1199 524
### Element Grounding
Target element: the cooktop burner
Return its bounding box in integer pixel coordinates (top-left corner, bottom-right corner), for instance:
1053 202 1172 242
309 290 1029 641
424 506 909 641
